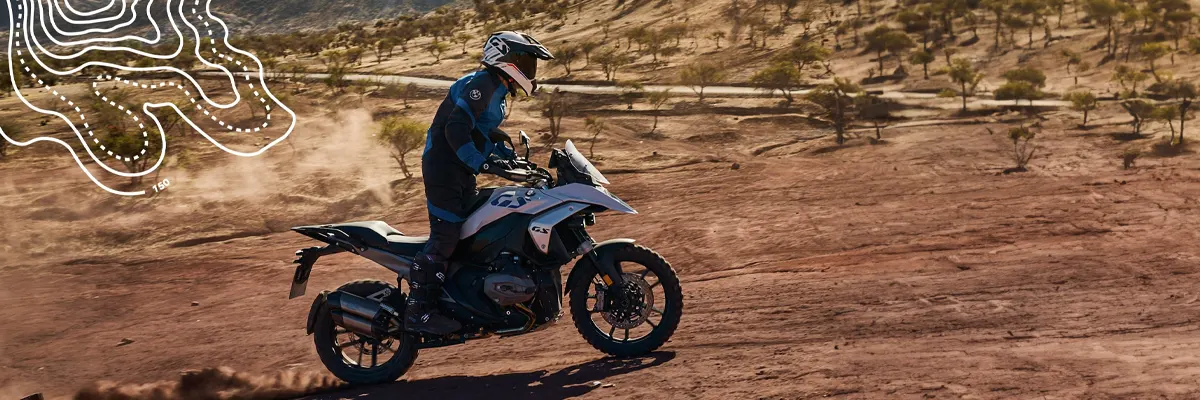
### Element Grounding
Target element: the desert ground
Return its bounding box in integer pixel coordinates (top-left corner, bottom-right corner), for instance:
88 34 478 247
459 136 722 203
2 71 1200 399
9 0 1200 397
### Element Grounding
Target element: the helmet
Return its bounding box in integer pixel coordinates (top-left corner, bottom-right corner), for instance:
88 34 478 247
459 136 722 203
481 31 554 95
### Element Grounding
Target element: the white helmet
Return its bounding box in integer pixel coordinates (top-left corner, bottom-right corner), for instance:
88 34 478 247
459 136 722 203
481 31 554 95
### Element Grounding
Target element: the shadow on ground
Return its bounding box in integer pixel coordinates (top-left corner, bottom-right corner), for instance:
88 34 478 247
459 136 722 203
303 351 676 400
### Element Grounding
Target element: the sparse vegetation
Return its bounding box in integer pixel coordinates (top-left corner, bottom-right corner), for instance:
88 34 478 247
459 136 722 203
1064 91 1098 128
947 58 983 112
805 77 861 145
584 115 605 158
1005 126 1037 173
645 89 672 135
751 61 804 104
375 117 427 179
535 88 574 146
679 61 726 103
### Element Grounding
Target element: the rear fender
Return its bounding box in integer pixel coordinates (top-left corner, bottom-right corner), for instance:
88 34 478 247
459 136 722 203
564 239 636 296
305 290 331 335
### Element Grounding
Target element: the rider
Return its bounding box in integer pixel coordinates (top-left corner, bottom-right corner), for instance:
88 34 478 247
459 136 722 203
406 31 554 335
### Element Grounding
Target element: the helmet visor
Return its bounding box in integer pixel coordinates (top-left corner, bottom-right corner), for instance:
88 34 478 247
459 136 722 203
514 53 538 81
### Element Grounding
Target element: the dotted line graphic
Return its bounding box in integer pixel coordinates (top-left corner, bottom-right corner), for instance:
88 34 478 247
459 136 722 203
98 74 271 133
3 0 298 196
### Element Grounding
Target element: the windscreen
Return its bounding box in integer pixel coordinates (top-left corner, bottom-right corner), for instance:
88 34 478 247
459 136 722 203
564 140 610 184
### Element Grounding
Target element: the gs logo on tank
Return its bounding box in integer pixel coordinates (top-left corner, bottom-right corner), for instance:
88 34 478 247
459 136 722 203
490 191 527 209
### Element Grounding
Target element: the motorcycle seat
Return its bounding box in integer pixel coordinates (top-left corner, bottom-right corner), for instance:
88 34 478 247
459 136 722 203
316 221 426 256
385 234 427 257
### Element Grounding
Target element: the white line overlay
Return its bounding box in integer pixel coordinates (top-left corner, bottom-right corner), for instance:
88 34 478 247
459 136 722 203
2 0 297 196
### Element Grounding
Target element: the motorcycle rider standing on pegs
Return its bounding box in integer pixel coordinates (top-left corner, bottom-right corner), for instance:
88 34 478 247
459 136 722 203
407 32 555 335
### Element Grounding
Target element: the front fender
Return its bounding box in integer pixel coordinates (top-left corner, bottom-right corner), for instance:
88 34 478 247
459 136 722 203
305 290 331 335
564 238 636 296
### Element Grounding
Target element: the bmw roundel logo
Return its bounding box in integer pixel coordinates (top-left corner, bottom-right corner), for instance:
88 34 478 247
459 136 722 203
470 89 482 100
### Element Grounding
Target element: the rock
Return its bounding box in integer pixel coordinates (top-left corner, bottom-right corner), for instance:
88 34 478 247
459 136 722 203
731 163 741 170
589 380 603 387
117 338 135 347
20 393 44 400
191 301 200 306
602 383 615 388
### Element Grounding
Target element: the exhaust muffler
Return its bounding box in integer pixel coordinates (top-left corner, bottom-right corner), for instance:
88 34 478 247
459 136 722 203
331 310 381 338
326 291 398 338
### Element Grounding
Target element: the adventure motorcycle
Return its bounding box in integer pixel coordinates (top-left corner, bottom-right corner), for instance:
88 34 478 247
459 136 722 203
287 131 684 385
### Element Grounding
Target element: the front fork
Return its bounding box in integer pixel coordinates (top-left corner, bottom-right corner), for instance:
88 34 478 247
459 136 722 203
571 231 626 312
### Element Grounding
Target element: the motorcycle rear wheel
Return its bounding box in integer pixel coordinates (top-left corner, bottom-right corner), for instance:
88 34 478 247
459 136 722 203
313 279 418 385
569 245 683 357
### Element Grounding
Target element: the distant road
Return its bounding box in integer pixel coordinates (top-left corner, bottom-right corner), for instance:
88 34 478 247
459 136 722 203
201 71 1071 107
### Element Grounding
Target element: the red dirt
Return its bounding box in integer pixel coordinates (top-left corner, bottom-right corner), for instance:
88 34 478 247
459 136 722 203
4 94 1200 400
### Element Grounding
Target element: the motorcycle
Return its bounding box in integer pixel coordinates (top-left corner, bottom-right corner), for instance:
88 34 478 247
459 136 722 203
287 131 684 385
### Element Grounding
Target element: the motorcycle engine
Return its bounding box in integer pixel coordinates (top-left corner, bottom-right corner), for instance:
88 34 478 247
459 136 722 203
483 253 537 306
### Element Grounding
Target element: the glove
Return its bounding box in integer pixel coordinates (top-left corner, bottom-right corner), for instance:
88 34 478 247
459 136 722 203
481 157 517 174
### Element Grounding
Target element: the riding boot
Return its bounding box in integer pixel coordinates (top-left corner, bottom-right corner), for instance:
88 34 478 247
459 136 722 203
404 254 462 335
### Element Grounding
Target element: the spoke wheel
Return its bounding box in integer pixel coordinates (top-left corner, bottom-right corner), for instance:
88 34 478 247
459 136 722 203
313 279 418 385
570 244 683 357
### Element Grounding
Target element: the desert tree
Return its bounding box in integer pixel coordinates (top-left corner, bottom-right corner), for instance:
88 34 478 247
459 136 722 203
947 57 984 112
909 50 935 79
578 40 599 67
594 47 633 81
804 77 862 145
751 61 804 104
95 89 159 186
345 46 366 65
1138 42 1171 79
1154 78 1198 144
383 82 420 107
374 39 396 62
942 48 958 66
679 61 725 103
1164 9 1194 54
426 41 450 63
980 0 1008 49
535 88 574 145
237 85 268 118
645 89 672 134
618 81 645 110
1063 90 1098 127
1005 126 1037 172
1112 64 1149 98
1083 0 1121 56
775 39 831 76
995 67 1047 105
375 117 426 179
1119 99 1155 136
855 92 892 140
1010 0 1046 49
584 115 606 158
710 31 726 49
1152 105 1180 142
896 9 932 50
864 26 915 75
453 32 474 55
552 46 580 75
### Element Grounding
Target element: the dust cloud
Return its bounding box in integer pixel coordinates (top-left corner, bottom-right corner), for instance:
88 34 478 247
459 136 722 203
73 367 342 400
167 108 399 207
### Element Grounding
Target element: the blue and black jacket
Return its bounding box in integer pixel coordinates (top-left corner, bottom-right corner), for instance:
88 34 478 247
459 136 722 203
423 69 516 174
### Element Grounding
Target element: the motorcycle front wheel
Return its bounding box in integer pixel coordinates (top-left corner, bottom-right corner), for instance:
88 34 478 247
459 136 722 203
313 279 418 385
569 245 683 357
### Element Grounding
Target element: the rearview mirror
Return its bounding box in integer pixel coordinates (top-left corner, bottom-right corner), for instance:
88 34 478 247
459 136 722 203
519 130 531 160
